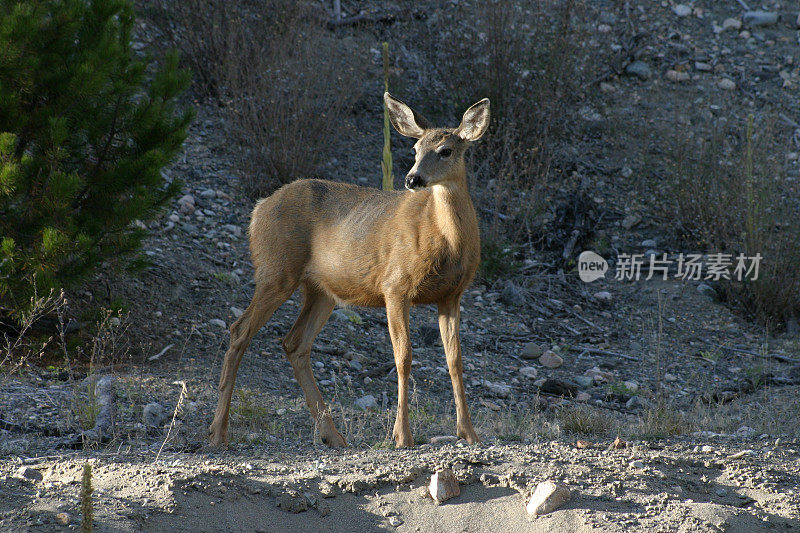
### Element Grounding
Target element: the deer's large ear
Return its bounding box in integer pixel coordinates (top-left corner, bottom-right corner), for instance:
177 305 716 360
454 98 490 141
384 92 431 139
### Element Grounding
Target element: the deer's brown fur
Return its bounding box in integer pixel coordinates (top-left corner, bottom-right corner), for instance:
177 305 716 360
209 93 490 448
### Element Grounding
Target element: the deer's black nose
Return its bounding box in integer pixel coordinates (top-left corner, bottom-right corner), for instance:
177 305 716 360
405 173 426 190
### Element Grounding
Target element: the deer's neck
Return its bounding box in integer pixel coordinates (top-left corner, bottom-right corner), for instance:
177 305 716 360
429 175 478 255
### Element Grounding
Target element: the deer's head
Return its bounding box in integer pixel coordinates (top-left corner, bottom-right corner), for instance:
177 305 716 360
384 93 490 191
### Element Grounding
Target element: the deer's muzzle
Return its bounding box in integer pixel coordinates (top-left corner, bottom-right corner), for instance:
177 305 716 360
405 173 426 190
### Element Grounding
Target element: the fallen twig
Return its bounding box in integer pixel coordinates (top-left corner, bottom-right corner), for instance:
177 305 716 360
566 345 639 361
148 343 174 361
565 308 604 332
699 340 799 364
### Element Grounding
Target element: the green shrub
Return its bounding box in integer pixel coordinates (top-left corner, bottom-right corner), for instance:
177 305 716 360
0 0 193 319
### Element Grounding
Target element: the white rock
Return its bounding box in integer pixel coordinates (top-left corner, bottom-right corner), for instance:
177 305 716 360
599 82 616 93
718 78 736 90
519 366 539 379
429 468 460 503
354 395 377 410
539 350 563 369
209 318 227 329
721 18 742 32
666 69 690 82
199 188 216 199
484 380 511 398
593 291 613 304
526 480 571 515
672 4 691 18
584 366 613 383
178 194 195 206
230 307 244 319
624 380 639 392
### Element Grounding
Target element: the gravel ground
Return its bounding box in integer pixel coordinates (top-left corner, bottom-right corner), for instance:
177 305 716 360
3 0 800 531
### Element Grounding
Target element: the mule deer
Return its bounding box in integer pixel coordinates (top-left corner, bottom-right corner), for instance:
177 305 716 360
209 93 490 448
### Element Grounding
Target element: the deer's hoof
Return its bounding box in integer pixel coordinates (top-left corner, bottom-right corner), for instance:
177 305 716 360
208 422 229 448
458 426 480 445
321 428 347 447
393 431 415 448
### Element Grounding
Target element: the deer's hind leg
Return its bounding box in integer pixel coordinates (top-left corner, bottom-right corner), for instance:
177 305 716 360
282 283 344 446
209 268 299 447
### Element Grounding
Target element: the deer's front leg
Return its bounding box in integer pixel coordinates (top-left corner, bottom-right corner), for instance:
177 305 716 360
438 296 479 444
385 296 414 447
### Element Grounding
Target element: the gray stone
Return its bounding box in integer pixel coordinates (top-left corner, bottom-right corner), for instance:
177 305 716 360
178 194 195 206
626 396 642 409
501 281 526 307
722 18 742 32
697 283 716 297
15 466 43 482
430 435 459 445
593 291 613 305
695 62 713 72
672 4 691 17
526 480 571 515
519 366 538 379
718 78 736 90
230 306 244 319
209 318 227 329
277 490 308 513
199 188 216 199
429 468 460 503
630 460 645 469
484 380 511 398
143 402 167 428
521 342 544 360
354 395 377 410
388 516 403 526
349 360 362 371
622 213 642 229
641 239 657 248
743 11 778 27
666 69 689 83
625 61 651 80
574 375 594 389
539 350 563 369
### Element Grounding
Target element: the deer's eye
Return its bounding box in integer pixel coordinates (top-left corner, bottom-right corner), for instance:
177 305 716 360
439 148 452 158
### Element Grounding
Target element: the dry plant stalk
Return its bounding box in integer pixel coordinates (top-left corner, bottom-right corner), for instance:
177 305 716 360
80 462 93 533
